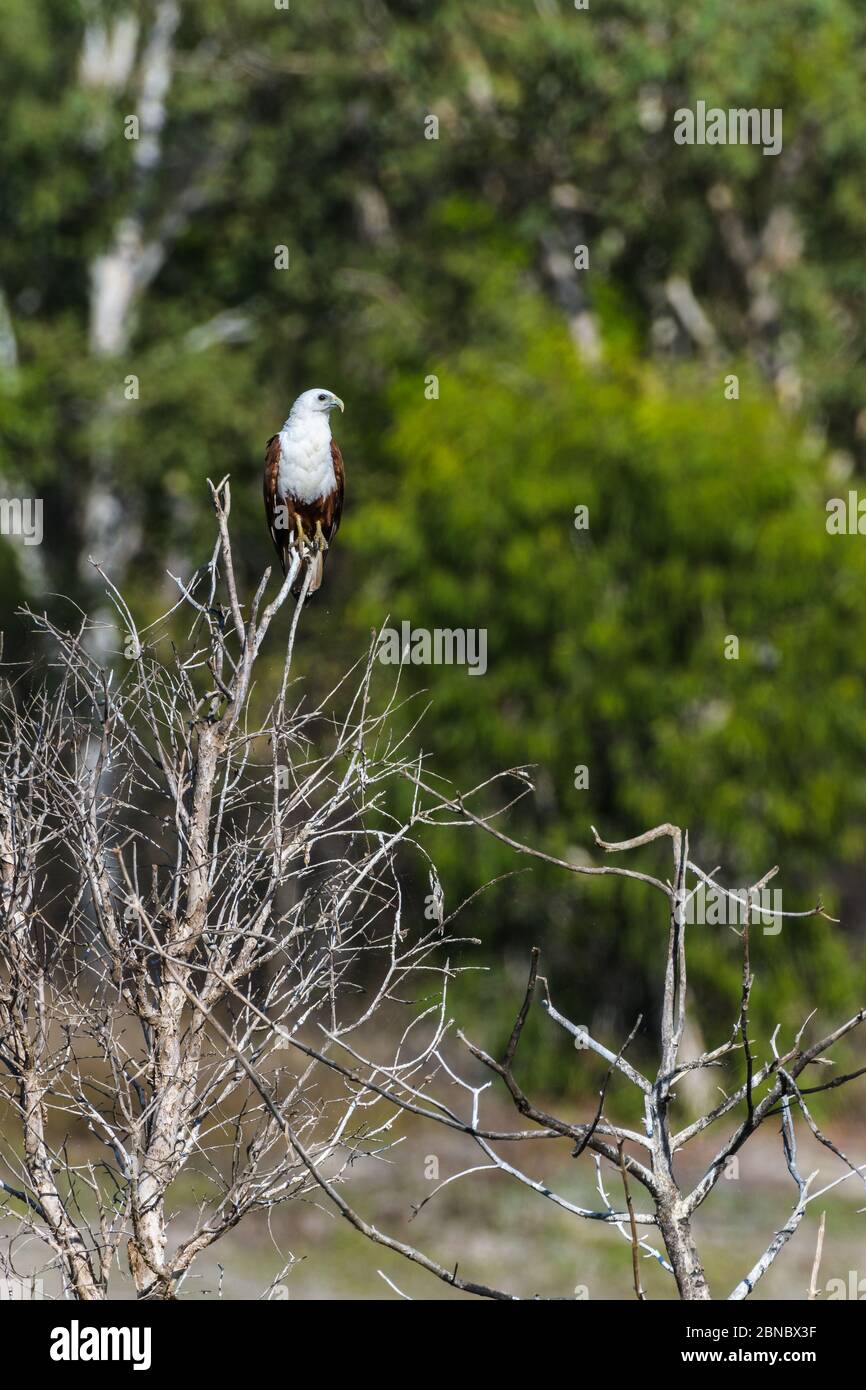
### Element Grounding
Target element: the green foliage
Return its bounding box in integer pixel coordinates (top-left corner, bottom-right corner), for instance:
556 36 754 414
2 0 866 1052
350 294 866 1036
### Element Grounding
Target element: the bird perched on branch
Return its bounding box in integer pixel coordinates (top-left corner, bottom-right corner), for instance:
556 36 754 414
263 388 345 597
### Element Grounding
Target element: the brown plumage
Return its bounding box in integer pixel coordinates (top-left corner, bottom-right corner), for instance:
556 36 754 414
263 434 344 598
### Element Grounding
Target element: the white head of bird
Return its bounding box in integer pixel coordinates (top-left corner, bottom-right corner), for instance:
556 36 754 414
284 388 344 427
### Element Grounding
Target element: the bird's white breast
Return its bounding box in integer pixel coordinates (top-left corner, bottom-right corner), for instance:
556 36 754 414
277 414 336 504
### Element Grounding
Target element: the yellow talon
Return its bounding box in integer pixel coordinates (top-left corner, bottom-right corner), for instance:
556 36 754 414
314 520 329 551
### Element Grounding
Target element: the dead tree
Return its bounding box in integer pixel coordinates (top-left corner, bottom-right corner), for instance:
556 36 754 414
0 478 493 1299
236 817 866 1300
2 481 863 1301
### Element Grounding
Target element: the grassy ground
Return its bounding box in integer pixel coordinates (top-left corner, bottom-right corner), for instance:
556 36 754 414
3 1100 863 1302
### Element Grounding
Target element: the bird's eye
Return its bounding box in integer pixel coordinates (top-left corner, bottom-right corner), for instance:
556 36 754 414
318 393 327 401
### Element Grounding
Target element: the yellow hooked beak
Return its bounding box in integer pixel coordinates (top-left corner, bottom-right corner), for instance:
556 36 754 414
333 396 345 413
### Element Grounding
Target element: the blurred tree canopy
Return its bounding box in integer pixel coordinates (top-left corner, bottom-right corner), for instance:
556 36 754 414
2 0 866 1050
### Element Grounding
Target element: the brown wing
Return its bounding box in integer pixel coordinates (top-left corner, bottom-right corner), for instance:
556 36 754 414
324 437 345 545
263 433 289 575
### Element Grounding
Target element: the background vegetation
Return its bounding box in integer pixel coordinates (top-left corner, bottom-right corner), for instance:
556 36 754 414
3 0 866 1069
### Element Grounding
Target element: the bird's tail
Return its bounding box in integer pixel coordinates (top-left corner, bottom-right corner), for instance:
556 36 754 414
291 548 326 600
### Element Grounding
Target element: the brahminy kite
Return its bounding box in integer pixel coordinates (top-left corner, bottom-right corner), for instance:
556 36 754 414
263 388 345 597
